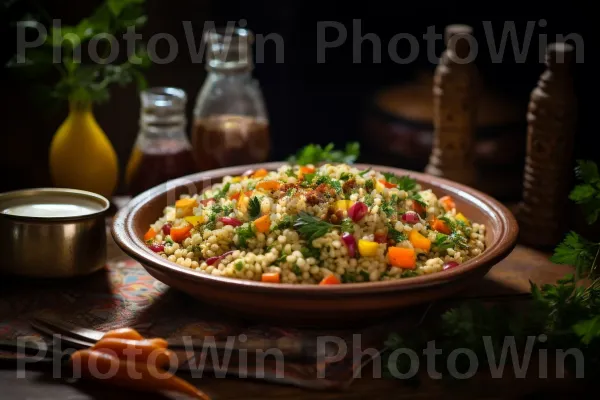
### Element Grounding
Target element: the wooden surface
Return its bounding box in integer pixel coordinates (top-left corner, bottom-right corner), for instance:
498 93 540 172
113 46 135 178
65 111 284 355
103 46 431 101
0 199 583 399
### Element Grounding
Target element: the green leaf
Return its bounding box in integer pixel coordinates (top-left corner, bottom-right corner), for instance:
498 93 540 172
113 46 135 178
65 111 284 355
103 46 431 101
550 231 597 278
575 160 600 184
248 196 261 220
287 142 360 165
382 172 417 191
572 316 600 345
293 211 334 242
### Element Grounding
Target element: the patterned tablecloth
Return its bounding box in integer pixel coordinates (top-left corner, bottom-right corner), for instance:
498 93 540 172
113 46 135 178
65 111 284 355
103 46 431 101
0 256 405 390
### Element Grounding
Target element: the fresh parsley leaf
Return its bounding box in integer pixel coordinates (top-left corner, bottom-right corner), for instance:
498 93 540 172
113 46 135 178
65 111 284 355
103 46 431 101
572 316 600 345
287 142 360 165
285 169 296 178
286 188 297 197
236 224 255 248
292 265 302 276
165 237 174 245
434 232 468 251
550 231 598 279
300 173 316 187
293 212 334 242
382 173 417 191
340 172 352 180
248 196 261 220
387 225 407 243
235 261 244 271
273 215 295 231
570 160 600 224
358 168 372 177
214 182 231 200
381 200 396 218
365 179 375 192
340 218 354 233
359 270 370 281
363 194 375 207
222 205 233 216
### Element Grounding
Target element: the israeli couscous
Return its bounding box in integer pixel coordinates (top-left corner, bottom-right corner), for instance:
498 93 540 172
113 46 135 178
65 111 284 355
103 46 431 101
143 164 486 284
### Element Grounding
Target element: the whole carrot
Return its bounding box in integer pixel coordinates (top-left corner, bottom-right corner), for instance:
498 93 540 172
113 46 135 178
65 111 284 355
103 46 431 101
100 328 144 341
91 338 174 369
70 349 210 400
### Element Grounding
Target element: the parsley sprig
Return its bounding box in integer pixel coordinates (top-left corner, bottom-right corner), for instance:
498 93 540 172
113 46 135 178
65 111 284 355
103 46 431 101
287 142 360 165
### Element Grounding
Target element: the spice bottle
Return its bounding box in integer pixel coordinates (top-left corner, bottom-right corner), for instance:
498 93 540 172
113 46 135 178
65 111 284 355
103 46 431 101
518 42 577 247
192 27 270 171
425 24 479 186
125 87 196 196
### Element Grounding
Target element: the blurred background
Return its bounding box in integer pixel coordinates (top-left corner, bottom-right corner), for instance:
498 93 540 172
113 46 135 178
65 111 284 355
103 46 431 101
0 0 592 200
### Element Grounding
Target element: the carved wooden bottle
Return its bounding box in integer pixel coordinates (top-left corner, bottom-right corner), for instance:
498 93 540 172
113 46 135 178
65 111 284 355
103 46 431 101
518 43 577 247
425 25 479 186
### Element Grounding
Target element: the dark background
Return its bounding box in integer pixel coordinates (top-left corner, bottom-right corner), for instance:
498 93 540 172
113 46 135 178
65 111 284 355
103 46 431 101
0 0 593 195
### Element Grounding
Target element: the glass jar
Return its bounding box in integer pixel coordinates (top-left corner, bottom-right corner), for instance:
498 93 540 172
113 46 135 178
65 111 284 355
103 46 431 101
191 27 270 171
125 87 196 196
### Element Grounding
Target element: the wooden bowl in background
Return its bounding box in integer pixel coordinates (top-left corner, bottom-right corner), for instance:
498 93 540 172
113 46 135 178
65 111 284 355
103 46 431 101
112 162 518 326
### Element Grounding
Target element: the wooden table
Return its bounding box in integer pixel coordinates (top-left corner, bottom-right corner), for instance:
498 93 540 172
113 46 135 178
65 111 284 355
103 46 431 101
0 201 587 399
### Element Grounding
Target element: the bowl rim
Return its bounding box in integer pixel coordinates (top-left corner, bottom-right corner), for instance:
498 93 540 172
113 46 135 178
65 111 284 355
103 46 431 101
112 162 518 296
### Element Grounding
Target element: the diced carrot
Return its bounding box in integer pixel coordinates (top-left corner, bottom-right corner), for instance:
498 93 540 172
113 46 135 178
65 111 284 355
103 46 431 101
143 227 157 241
439 196 456 212
378 179 396 189
256 180 281 191
412 201 426 216
409 229 431 252
230 192 241 201
252 168 268 178
261 272 280 283
431 217 451 234
298 166 315 179
254 214 270 233
175 198 198 209
319 275 341 285
388 247 416 269
100 328 144 341
170 224 193 242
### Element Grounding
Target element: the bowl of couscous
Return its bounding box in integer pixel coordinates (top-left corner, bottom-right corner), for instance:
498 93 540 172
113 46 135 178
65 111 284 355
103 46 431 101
112 162 518 325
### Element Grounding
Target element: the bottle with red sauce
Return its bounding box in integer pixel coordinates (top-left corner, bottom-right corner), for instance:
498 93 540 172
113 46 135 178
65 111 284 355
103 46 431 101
192 27 270 171
125 87 196 196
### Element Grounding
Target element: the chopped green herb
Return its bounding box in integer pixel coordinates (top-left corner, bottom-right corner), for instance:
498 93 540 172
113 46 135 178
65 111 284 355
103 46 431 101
387 223 407 243
236 224 255 248
214 182 231 200
211 204 223 214
363 194 375 207
292 265 302 276
381 200 396 218
358 168 372 177
315 175 342 194
340 172 352 180
145 239 154 245
365 179 375 192
340 218 355 233
248 196 261 220
274 215 295 231
341 271 357 283
409 193 427 207
235 261 244 271
434 232 468 251
247 182 256 190
285 169 296 178
401 269 419 278
300 173 316 187
222 205 233 216
165 237 174 245
286 188 297 197
359 270 370 281
275 251 288 264
301 245 321 259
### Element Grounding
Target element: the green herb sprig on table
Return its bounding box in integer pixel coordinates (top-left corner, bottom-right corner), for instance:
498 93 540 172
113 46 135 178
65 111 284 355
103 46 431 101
384 160 600 383
287 142 360 166
7 0 150 108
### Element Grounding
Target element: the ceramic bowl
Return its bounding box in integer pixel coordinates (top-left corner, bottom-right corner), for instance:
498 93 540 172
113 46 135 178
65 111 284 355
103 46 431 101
112 162 518 326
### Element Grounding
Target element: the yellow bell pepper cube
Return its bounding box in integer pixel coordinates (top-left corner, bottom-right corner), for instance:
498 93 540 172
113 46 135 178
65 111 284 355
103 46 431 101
334 200 354 211
375 180 386 193
455 212 470 225
231 176 242 183
184 215 205 227
358 239 379 257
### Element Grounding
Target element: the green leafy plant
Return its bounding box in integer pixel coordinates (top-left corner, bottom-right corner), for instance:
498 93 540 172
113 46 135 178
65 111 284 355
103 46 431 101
384 160 600 382
7 0 149 108
287 142 360 165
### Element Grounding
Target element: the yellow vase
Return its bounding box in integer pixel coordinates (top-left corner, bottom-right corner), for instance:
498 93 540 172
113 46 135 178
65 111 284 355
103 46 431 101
49 102 119 198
